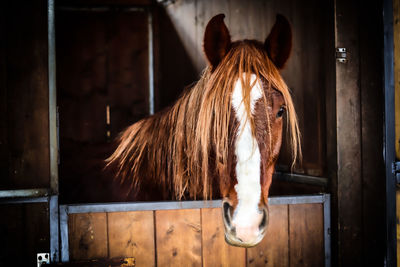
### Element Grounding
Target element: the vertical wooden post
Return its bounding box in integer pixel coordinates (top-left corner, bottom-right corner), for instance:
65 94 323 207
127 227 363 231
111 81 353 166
334 0 363 265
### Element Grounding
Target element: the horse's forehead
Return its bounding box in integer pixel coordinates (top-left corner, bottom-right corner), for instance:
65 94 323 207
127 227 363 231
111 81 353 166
231 73 263 112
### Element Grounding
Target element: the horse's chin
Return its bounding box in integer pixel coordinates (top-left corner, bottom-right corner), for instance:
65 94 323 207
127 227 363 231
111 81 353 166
224 230 266 248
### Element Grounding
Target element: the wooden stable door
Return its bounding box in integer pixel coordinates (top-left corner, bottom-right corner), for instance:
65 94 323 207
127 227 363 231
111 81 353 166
64 198 328 267
56 6 151 204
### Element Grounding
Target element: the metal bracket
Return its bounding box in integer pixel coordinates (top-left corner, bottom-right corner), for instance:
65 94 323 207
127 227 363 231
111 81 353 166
37 253 50 267
392 161 400 184
336 47 348 63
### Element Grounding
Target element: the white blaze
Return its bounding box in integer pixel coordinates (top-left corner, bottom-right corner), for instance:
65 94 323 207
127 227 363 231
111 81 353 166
231 74 263 228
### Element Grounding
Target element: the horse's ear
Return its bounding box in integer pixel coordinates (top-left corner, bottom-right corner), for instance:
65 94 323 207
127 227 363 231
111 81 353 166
264 14 292 69
203 14 231 71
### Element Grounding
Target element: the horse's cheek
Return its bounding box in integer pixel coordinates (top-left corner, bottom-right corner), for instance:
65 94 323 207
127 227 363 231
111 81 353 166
262 164 275 204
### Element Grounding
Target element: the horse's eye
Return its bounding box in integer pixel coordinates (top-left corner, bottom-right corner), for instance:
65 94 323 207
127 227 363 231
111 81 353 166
276 106 286 118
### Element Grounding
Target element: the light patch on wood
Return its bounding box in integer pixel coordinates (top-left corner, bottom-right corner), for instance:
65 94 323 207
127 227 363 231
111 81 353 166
201 208 246 267
247 205 289 267
155 209 201 267
108 211 155 267
289 203 324 267
68 213 108 260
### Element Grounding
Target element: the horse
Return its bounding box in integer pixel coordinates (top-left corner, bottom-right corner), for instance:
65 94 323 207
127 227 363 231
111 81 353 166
106 13 301 248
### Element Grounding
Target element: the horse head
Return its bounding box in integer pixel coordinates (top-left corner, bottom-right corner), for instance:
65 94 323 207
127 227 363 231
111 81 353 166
203 14 299 247
107 13 300 249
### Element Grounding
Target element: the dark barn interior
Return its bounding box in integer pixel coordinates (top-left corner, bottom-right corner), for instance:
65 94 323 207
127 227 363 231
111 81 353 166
56 0 333 203
0 0 398 266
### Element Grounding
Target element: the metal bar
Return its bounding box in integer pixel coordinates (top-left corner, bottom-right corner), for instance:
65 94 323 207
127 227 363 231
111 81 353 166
0 197 49 204
62 200 222 214
269 194 326 205
383 0 397 265
59 194 329 262
60 205 69 262
324 194 331 267
148 9 154 115
273 172 328 187
60 194 327 214
48 0 58 194
56 6 146 12
49 196 59 263
0 188 50 199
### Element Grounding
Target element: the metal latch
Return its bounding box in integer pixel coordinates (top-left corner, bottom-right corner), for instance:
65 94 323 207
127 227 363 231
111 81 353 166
336 48 347 63
37 253 50 267
392 161 400 184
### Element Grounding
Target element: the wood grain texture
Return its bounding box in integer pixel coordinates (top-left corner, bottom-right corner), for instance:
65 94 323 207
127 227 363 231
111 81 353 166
289 204 323 267
155 209 202 267
1 0 50 189
0 1 7 184
247 205 289 267
108 211 155 267
56 9 149 203
0 203 50 266
68 213 108 260
201 208 246 267
397 190 400 266
395 0 400 160
158 1 198 109
334 0 363 265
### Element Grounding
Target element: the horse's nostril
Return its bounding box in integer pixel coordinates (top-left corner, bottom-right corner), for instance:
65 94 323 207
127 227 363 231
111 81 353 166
259 206 269 231
222 201 233 228
231 226 236 236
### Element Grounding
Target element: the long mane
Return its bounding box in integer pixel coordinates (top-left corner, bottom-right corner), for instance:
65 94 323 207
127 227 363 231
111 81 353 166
106 40 301 200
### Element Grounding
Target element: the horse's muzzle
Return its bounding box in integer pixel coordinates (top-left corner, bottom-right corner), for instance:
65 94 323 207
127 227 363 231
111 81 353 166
222 199 269 247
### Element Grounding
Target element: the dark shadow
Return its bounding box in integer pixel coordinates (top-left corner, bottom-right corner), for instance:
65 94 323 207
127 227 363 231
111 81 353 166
56 3 198 203
154 5 198 111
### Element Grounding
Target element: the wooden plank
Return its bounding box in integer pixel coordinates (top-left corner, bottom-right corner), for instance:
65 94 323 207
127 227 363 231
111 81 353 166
289 203 323 267
273 0 330 177
155 209 202 267
68 213 108 260
108 211 155 267
0 1 7 183
0 205 24 266
56 10 149 203
334 0 363 265
397 190 400 266
395 0 400 160
158 0 198 109
247 205 289 267
201 208 246 267
0 203 50 266
1 0 49 189
24 203 51 263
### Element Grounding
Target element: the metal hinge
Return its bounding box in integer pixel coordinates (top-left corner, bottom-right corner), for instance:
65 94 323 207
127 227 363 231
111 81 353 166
336 47 348 63
392 161 400 184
